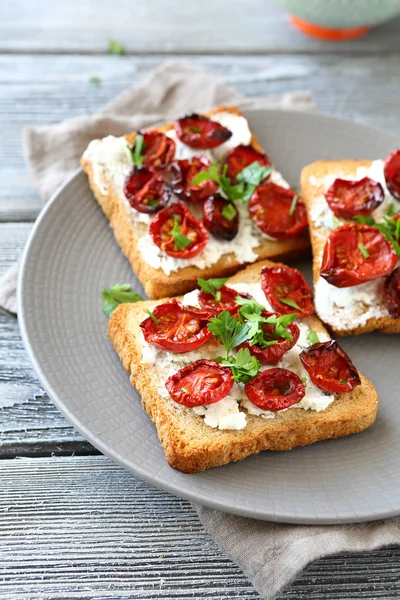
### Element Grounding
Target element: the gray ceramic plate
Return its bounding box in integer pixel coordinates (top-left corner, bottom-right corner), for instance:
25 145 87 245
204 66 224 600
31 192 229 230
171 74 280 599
19 110 400 524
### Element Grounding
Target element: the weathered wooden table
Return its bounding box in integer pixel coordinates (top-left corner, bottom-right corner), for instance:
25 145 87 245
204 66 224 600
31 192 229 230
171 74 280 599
2 2 400 598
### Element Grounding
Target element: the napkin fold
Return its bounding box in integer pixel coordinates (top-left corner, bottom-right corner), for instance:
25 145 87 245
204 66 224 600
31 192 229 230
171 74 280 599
1 60 398 600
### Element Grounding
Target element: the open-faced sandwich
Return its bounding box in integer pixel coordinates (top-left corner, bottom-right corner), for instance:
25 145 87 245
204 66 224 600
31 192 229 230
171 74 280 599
82 106 309 299
301 150 400 337
106 260 378 473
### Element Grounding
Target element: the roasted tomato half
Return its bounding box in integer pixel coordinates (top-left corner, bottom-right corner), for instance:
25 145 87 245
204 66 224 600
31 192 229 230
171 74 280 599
299 340 361 394
238 311 300 365
325 177 384 220
198 285 251 316
320 223 397 288
244 368 305 412
140 300 213 353
149 201 209 258
164 157 218 202
165 359 234 407
135 131 176 169
384 149 400 201
249 182 308 239
124 167 170 213
174 113 232 149
384 267 400 318
224 144 270 182
261 266 314 318
203 194 239 241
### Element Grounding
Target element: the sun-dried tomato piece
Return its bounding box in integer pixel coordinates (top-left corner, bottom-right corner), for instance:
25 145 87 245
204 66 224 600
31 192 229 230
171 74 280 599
164 157 218 202
261 266 314 318
325 177 384 220
174 114 232 149
224 144 270 182
384 267 400 318
249 182 308 239
149 201 208 258
244 368 305 412
320 223 397 287
123 167 170 213
384 149 400 201
138 131 176 169
238 311 300 365
203 194 239 241
165 359 234 407
299 341 361 393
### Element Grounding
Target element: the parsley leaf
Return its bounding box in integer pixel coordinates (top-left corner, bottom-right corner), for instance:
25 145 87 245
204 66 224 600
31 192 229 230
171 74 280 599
236 162 272 186
127 133 145 167
208 310 251 358
307 330 320 345
89 75 101 86
278 297 301 311
216 348 260 384
339 377 347 384
354 212 400 256
102 284 143 318
198 277 228 300
358 242 370 258
169 216 192 250
145 309 158 324
221 203 237 221
236 296 297 346
107 38 125 55
288 194 298 217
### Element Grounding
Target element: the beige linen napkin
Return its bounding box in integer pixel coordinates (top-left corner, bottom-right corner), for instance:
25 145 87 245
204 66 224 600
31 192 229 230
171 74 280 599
1 60 398 600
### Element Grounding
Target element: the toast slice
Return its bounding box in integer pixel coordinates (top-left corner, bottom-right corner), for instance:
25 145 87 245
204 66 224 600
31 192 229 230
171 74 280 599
82 106 309 300
108 259 378 473
301 159 400 337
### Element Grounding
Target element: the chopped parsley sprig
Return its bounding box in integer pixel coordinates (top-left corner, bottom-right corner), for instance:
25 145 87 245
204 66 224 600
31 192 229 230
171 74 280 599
198 277 228 301
127 133 145 167
192 160 272 204
169 214 192 249
102 284 143 317
354 211 400 256
217 348 260 384
208 310 251 357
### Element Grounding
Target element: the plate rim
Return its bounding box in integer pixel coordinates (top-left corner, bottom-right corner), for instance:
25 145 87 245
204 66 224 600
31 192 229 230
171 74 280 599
17 109 400 524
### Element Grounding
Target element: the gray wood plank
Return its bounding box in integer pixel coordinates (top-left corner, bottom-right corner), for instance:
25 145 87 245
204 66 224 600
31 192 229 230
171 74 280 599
1 455 400 600
1 0 400 54
1 53 400 221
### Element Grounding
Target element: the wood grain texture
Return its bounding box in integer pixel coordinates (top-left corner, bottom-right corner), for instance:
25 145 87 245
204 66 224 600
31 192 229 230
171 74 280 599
1 0 400 54
1 455 400 600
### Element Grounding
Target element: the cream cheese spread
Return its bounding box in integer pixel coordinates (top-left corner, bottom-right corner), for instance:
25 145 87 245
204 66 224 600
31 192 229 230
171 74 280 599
139 283 334 431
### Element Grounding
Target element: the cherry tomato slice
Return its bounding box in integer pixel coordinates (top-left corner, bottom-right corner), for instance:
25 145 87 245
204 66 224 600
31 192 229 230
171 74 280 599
174 114 232 149
299 340 361 394
384 149 400 201
384 267 400 318
165 359 234 407
249 182 308 239
203 194 239 241
138 131 176 169
325 177 384 220
261 266 314 318
320 223 397 288
149 201 209 259
198 285 252 316
140 300 213 353
224 144 270 182
164 157 218 202
124 167 170 213
244 368 305 412
239 311 300 365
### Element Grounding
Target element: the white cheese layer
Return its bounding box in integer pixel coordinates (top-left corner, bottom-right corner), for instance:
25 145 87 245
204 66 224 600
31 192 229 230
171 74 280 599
139 283 334 431
309 160 399 330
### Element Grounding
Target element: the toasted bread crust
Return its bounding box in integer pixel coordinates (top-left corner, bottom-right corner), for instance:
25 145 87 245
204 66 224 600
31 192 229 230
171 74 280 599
300 160 400 337
82 106 309 300
108 259 378 473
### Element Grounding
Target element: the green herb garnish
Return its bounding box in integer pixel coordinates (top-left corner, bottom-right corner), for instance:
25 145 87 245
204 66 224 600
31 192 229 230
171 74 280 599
102 284 143 318
358 242 370 259
339 377 347 384
235 296 297 346
278 297 302 311
221 203 237 221
108 38 125 55
188 126 201 134
288 194 298 217
354 212 400 256
198 277 228 300
307 330 320 345
127 133 145 167
169 216 192 250
89 76 101 86
145 309 159 324
208 310 251 358
216 348 260 384
181 387 190 394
